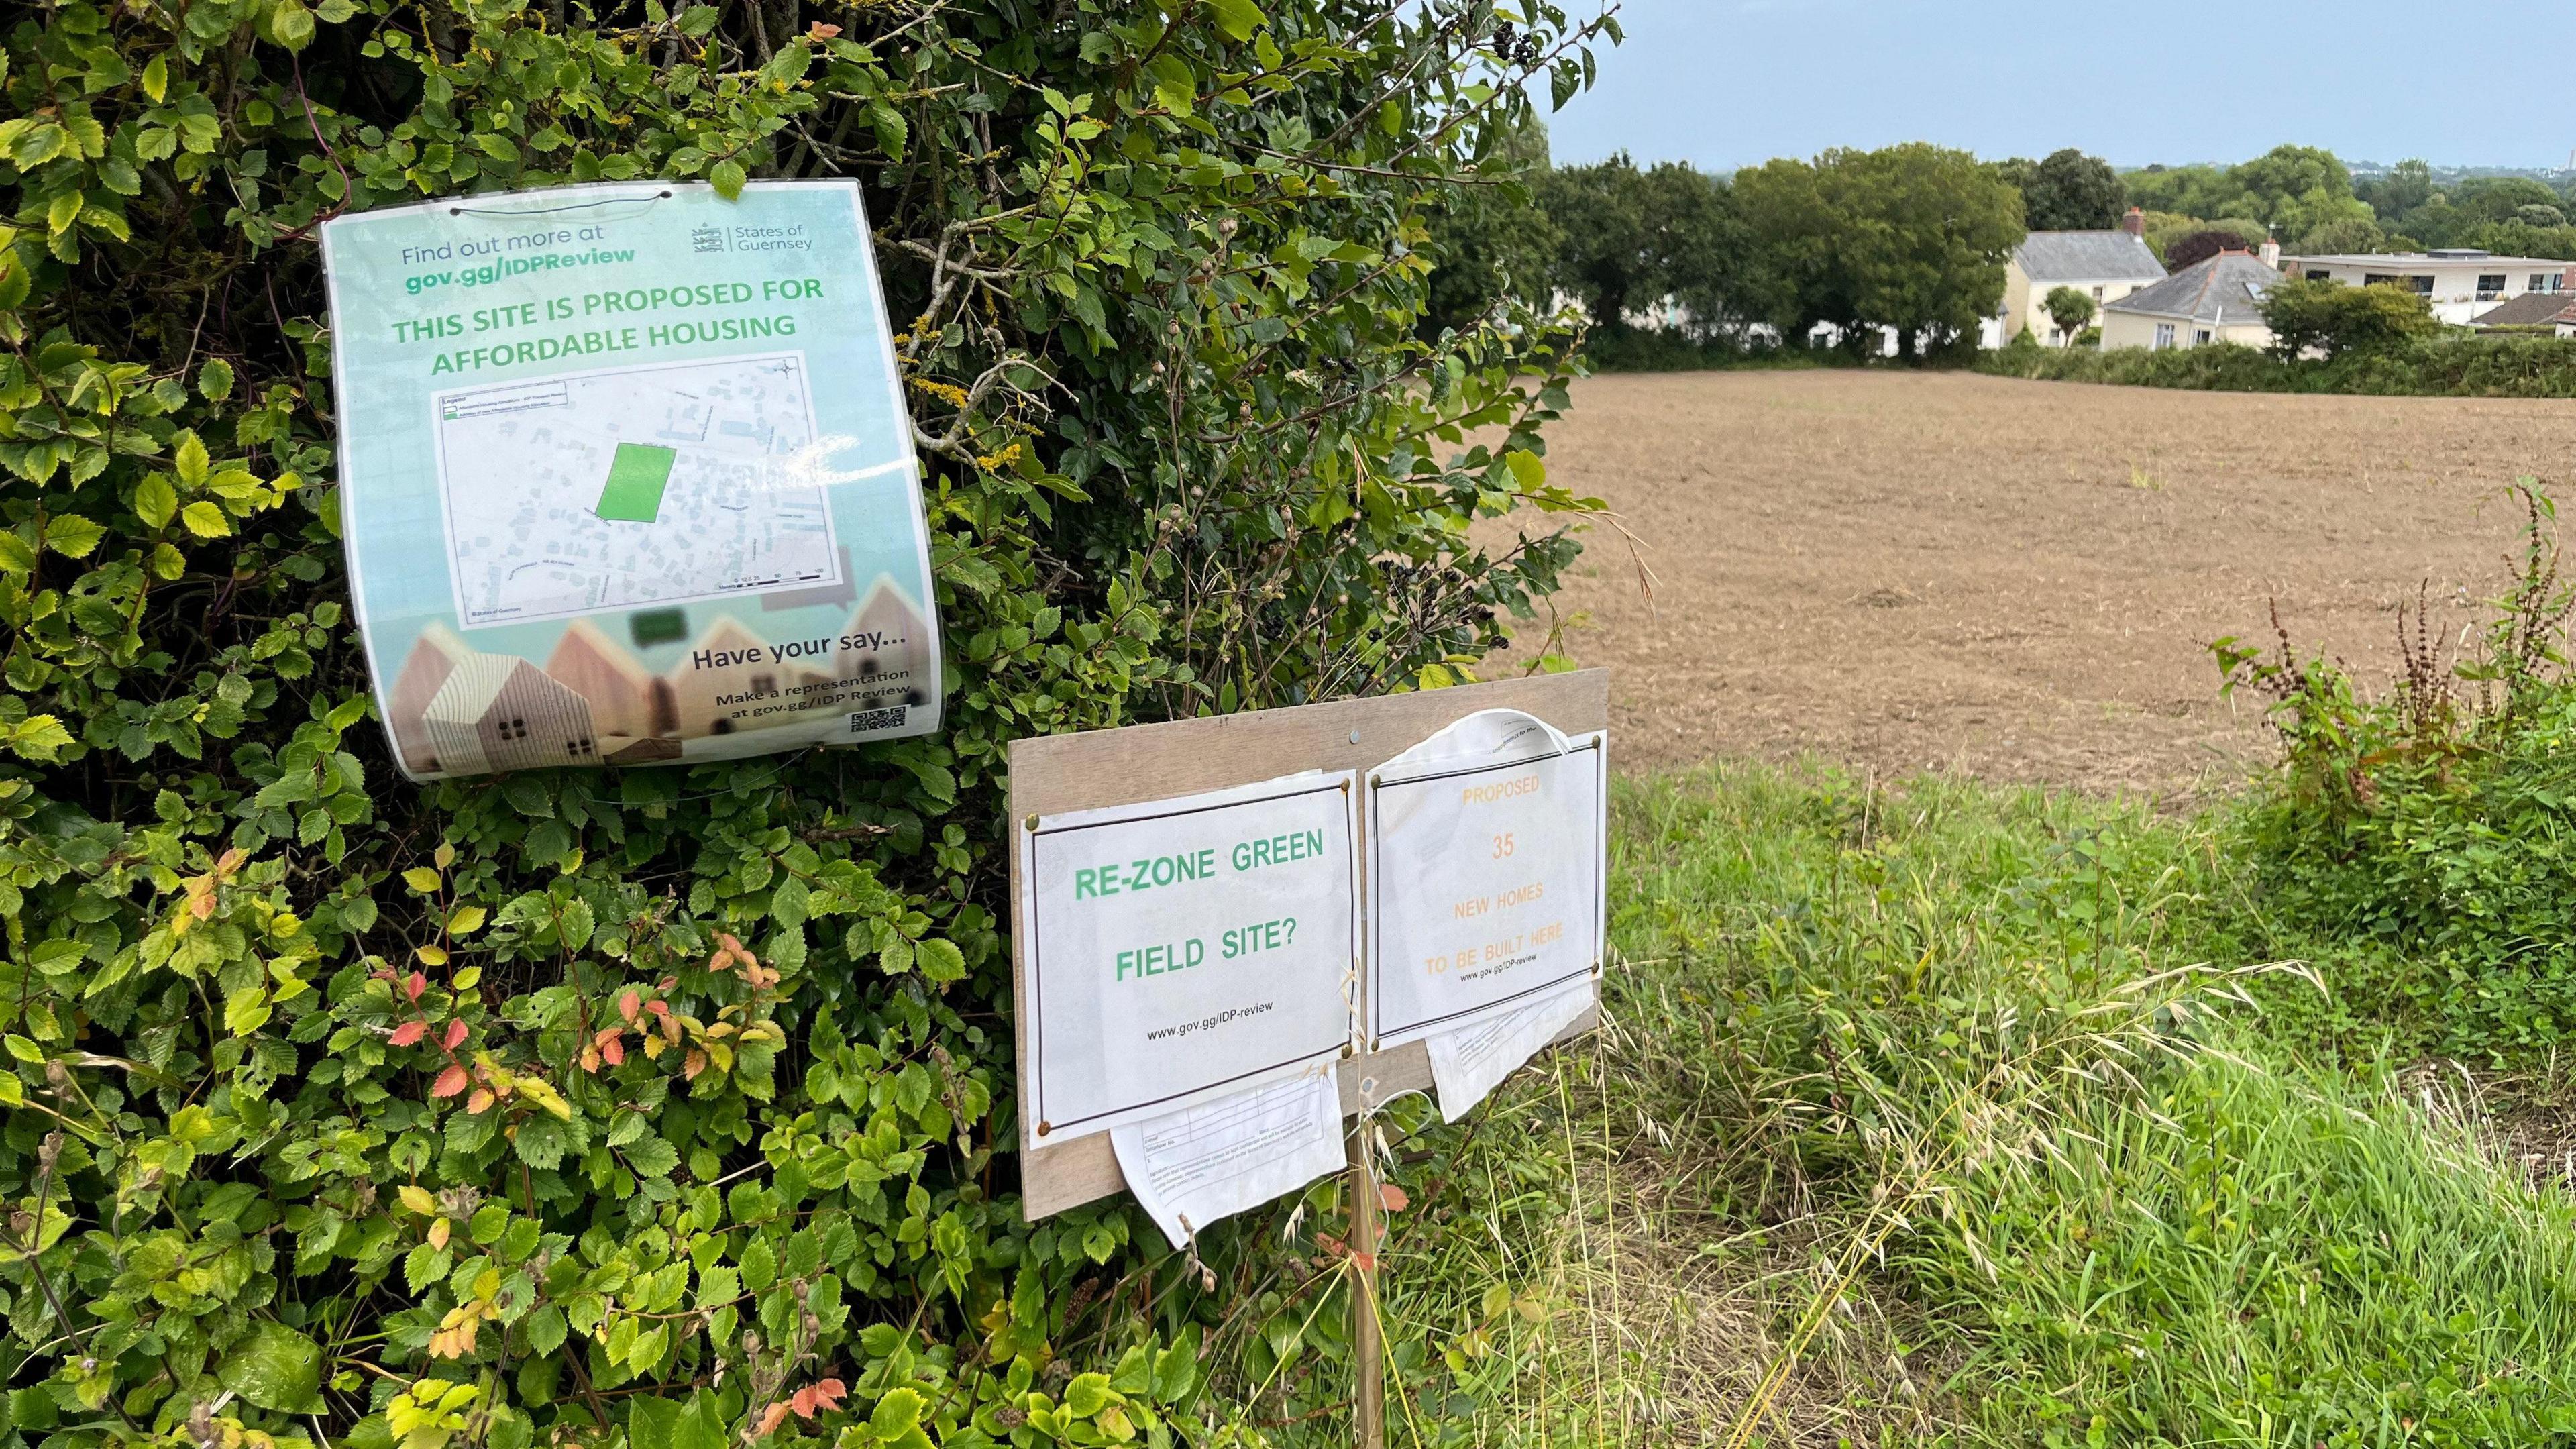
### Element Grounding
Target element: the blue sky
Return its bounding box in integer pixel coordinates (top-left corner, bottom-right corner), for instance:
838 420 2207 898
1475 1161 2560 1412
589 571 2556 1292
1543 0 2575 173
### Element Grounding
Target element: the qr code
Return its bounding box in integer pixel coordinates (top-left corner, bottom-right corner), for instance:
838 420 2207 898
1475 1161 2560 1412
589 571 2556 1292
847 706 908 735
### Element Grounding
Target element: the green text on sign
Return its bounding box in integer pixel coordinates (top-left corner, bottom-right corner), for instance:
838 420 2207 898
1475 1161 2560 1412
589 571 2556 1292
596 442 678 522
1073 826 1330 902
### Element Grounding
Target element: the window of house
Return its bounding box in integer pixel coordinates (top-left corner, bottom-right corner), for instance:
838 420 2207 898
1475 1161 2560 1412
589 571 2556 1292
2194 328 2212 345
2363 272 2398 287
2048 328 2063 345
2306 270 2332 282
2479 273 2508 299
2535 273 2555 292
2091 285 2104 300
2411 276 2434 294
2153 322 2176 349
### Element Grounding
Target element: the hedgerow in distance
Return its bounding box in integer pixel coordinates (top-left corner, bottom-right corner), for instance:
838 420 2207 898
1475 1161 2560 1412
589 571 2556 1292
0 0 1611 1445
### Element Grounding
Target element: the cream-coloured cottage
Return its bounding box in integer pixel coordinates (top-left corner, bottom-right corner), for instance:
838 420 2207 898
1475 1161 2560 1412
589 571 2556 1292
2100 251 2281 351
2000 210 2168 345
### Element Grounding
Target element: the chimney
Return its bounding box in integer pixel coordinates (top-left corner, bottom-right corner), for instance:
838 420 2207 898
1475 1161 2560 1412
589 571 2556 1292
2120 207 2145 238
2259 237 2282 269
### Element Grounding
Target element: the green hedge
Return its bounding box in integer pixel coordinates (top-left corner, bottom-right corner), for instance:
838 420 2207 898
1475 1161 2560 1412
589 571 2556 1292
1976 333 2576 396
0 2 1605 1446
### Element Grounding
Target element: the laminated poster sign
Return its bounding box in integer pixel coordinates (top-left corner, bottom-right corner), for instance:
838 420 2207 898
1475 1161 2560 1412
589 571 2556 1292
319 180 941 780
1367 713 1607 1049
1016 773 1360 1146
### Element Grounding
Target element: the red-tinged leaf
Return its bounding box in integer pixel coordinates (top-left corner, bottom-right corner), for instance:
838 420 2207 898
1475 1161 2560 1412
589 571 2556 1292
684 1048 708 1081
658 976 678 991
389 1020 427 1046
431 1065 470 1098
806 21 839 39
755 1403 790 1438
466 1087 495 1114
579 1044 600 1074
617 989 641 1024
1351 1250 1377 1272
443 1018 468 1050
1378 1183 1409 1212
788 1388 816 1419
600 1033 625 1066
406 971 427 1001
645 998 670 1017
806 1380 845 1415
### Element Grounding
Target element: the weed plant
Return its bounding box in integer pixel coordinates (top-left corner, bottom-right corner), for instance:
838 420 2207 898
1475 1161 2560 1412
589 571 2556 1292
2215 489 2576 1060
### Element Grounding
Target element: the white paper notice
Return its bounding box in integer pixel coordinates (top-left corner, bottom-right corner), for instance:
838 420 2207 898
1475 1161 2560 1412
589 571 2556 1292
1110 1070 1345 1248
1018 771 1359 1146
1367 709 1607 1048
1424 977 1596 1122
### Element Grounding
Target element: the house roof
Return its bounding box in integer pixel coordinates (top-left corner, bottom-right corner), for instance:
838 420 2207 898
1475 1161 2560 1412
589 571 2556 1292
2013 231 2166 283
2105 252 2281 325
2471 291 2576 327
425 655 566 725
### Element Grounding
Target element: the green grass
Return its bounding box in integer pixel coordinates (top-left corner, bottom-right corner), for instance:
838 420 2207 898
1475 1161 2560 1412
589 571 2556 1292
1358 763 2576 1447
1912 1055 2576 1445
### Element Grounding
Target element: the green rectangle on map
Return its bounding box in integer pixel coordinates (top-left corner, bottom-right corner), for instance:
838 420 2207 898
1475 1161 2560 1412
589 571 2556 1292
596 443 677 522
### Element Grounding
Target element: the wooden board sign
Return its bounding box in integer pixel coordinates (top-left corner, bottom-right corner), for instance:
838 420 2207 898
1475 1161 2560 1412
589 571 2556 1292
1006 669 1609 1220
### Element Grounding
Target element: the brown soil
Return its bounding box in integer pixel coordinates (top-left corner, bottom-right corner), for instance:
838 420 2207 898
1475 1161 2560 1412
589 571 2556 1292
1503 369 2576 796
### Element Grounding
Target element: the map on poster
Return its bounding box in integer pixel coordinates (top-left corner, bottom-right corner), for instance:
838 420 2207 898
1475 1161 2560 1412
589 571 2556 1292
433 354 846 625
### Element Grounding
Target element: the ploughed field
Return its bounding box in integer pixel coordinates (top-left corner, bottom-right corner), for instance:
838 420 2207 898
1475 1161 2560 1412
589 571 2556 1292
1510 369 2576 794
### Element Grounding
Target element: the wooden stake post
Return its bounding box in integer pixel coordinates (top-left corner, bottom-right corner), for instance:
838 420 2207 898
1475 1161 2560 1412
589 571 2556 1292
1350 1117 1385 1449
1005 670 1609 1446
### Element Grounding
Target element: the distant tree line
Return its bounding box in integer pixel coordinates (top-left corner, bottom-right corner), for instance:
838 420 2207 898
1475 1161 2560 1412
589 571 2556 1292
1431 142 2027 359
1419 136 2576 365
2116 149 2576 262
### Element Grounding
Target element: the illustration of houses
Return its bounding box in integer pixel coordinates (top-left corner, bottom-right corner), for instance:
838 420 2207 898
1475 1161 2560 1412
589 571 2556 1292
545 618 676 741
386 624 469 775
835 577 936 708
423 655 600 775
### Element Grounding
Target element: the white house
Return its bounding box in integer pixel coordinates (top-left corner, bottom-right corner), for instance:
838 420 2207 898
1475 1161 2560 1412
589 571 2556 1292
2000 209 2169 345
2277 248 2576 326
2101 251 2282 351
